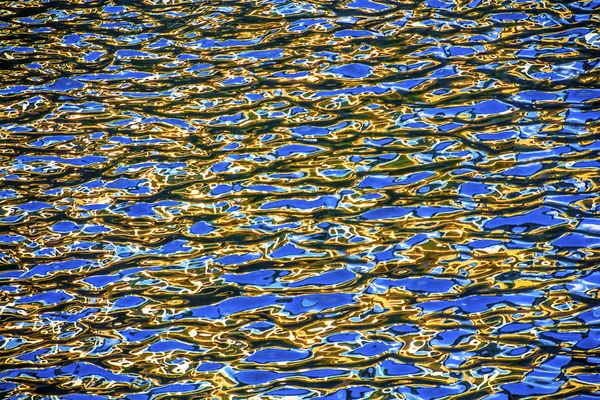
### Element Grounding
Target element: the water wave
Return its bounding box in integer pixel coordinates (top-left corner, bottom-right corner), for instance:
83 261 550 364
1 0 600 398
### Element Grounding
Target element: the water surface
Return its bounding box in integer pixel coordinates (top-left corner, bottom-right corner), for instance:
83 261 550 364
1 0 600 398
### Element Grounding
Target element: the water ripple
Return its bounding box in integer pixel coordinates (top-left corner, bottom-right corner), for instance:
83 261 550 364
1 0 600 398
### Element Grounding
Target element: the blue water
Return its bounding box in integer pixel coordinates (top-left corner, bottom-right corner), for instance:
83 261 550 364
1 0 600 398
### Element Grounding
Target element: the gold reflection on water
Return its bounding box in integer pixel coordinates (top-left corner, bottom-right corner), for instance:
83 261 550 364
0 0 599 398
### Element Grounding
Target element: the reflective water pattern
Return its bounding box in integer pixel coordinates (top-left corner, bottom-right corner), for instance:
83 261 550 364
1 0 600 399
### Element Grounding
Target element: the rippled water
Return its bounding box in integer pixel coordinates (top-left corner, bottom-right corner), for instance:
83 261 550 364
1 0 600 398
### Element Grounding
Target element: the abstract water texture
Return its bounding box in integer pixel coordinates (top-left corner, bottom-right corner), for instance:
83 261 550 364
1 0 600 398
